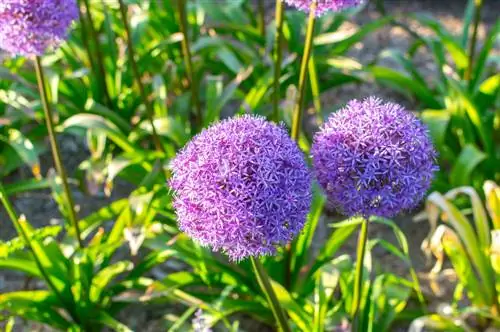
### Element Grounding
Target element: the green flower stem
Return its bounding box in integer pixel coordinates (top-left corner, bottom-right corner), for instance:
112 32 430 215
34 56 83 249
177 0 202 133
0 183 80 324
291 0 317 141
251 257 291 332
117 0 165 154
79 0 113 110
351 218 369 319
258 0 266 38
77 10 96 84
465 0 484 83
272 0 285 122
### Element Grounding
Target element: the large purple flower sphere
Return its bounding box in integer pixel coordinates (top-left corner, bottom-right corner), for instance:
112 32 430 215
284 0 363 16
312 97 437 218
0 0 79 56
170 116 312 261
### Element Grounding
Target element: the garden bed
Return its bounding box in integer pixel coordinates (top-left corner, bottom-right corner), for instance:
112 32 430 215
1 0 499 331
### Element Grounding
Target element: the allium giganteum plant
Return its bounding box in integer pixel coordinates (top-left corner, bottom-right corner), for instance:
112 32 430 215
170 115 312 261
284 0 364 16
0 0 78 56
312 97 438 218
5 0 495 330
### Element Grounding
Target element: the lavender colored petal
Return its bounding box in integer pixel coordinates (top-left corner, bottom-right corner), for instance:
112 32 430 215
0 0 79 56
284 0 363 16
312 97 438 218
170 115 312 261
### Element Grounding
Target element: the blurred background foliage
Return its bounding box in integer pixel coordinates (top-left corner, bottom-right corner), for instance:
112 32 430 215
0 0 499 330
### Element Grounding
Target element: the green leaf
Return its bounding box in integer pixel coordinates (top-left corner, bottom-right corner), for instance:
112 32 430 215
60 114 136 153
0 255 41 278
91 261 133 303
368 66 440 108
0 129 41 178
92 312 133 332
270 280 312 331
0 290 71 329
421 110 450 149
139 117 188 147
290 188 325 290
470 20 500 92
305 220 359 291
78 199 128 239
484 181 500 229
426 192 495 305
444 186 491 249
450 144 487 186
441 226 487 306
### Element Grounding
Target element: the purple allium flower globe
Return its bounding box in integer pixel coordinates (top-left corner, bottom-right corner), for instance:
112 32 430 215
170 116 312 261
0 0 79 56
284 0 363 16
312 97 437 218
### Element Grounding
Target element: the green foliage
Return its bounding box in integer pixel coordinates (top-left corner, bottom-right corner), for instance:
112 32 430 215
0 204 168 330
0 0 497 331
415 181 500 331
370 0 499 192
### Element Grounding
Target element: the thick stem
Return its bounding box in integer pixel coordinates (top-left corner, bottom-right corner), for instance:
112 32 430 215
177 0 202 133
117 0 165 154
351 218 369 319
79 0 113 110
465 0 484 82
291 1 317 141
272 0 285 122
0 183 80 324
250 257 291 332
34 56 83 249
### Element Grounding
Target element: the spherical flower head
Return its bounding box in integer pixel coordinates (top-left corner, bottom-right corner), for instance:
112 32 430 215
312 97 438 218
284 0 363 16
0 0 79 56
170 115 312 261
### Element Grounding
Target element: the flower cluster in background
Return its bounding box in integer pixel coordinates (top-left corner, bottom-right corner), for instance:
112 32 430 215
170 115 312 261
312 97 438 218
0 0 78 56
284 0 364 16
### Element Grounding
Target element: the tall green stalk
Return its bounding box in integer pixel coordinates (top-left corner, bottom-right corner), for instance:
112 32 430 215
465 0 484 83
177 0 202 133
79 0 113 110
0 183 80 323
272 0 285 122
351 218 369 320
34 56 83 249
250 257 291 332
117 0 165 154
284 1 317 290
291 1 317 141
257 0 266 38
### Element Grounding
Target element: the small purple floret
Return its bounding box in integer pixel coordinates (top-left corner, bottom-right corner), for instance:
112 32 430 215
0 0 79 56
170 115 312 261
284 0 363 16
312 97 437 218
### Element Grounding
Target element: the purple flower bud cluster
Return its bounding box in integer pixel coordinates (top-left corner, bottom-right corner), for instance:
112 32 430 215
0 0 79 56
192 310 212 332
312 97 437 218
284 0 364 16
170 116 312 261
